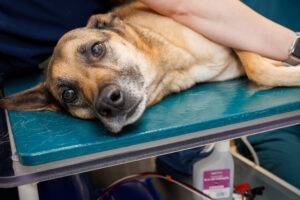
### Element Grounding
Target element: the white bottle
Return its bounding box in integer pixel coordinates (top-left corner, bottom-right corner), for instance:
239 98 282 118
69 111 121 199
193 141 234 200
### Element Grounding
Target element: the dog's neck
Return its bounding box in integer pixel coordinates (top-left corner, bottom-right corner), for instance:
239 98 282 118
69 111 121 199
113 2 239 105
121 21 199 105
101 2 202 104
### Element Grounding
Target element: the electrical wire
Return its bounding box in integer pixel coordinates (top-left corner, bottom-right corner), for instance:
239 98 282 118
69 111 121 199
97 172 214 200
241 136 260 165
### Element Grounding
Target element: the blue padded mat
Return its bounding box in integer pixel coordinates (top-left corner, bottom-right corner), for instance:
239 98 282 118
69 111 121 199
5 74 300 165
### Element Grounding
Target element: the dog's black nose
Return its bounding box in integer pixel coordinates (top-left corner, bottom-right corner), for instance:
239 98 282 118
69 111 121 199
102 84 124 107
96 85 125 117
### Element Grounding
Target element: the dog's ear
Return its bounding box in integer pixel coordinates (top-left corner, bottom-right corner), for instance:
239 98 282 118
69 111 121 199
38 56 51 70
0 83 60 112
86 13 124 31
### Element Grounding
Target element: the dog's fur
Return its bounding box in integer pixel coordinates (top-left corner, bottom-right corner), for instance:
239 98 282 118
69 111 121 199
1 1 300 133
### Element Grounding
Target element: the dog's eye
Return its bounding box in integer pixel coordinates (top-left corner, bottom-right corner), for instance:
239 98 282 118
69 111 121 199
62 89 77 103
91 42 106 58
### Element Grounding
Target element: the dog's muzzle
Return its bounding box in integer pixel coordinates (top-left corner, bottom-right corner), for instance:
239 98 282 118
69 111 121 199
94 84 142 132
94 84 144 133
95 84 126 118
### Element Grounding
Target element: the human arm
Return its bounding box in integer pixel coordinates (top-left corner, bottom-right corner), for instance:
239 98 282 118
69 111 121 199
140 0 297 61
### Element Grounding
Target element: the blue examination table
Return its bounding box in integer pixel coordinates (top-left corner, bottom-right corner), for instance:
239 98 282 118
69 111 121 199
1 73 300 189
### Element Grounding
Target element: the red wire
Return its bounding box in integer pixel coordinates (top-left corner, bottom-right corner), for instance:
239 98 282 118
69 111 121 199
97 172 214 200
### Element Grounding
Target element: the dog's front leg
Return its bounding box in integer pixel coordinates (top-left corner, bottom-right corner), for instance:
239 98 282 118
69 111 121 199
147 70 197 106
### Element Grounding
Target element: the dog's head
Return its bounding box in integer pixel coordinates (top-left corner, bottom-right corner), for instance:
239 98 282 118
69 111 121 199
0 17 157 133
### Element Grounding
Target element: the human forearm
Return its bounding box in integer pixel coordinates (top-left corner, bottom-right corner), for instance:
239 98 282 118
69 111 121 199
140 0 297 61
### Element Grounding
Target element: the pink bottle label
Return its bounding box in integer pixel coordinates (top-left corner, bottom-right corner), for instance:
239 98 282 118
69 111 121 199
203 169 230 189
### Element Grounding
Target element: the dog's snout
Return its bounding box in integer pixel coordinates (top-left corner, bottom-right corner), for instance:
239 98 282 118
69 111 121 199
96 85 125 117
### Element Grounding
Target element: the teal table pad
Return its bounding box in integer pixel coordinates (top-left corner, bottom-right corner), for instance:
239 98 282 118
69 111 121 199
5 74 300 165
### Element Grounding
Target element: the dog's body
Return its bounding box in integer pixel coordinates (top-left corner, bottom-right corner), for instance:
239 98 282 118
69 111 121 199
2 1 300 133
105 2 244 105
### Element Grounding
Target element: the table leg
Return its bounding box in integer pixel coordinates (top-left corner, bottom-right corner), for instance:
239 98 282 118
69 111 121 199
18 183 39 200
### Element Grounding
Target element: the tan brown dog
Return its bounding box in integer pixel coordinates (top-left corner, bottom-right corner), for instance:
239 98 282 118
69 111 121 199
1 1 300 133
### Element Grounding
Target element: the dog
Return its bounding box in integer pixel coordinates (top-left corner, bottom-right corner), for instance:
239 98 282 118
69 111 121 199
1 1 300 133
